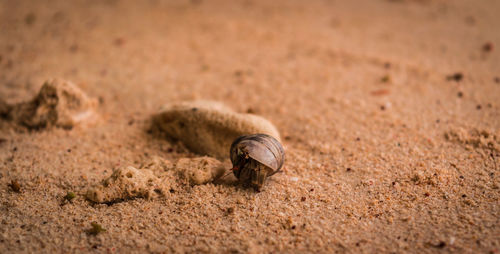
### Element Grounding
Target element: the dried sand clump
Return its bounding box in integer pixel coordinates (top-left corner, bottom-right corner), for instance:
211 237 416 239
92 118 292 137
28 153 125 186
86 166 164 203
175 157 226 186
0 78 97 130
445 127 500 152
151 100 280 159
86 156 227 203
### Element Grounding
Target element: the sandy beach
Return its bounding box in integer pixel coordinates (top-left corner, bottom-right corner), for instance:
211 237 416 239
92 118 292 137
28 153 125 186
0 0 499 253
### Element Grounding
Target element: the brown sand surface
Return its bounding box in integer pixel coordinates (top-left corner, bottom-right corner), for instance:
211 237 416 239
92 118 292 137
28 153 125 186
1 0 499 253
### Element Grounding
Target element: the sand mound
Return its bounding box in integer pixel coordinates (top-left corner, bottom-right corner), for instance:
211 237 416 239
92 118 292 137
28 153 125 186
151 100 280 159
445 127 499 152
86 166 164 203
86 156 227 203
1 78 97 130
175 157 226 186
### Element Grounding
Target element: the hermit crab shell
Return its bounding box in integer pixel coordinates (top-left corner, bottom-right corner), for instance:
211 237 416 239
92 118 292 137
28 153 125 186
230 134 285 172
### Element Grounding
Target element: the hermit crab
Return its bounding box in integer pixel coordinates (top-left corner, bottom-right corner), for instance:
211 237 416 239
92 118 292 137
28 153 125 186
229 134 285 191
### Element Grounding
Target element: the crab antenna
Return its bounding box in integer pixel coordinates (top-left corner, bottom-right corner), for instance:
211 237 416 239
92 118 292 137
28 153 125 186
213 168 235 183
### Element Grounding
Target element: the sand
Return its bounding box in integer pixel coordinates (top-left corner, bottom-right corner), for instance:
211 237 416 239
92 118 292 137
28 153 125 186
0 0 499 253
152 100 281 159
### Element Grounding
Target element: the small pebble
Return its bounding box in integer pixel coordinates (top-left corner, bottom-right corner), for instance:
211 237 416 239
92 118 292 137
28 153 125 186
113 38 125 46
465 16 476 26
9 180 21 193
447 73 463 82
87 222 106 235
69 44 78 53
64 192 76 201
25 13 36 25
380 75 391 83
482 42 493 52
436 241 446 248
246 108 256 114
371 89 390 96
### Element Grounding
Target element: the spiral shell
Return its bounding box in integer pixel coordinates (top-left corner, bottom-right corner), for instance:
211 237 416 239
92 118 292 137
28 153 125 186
230 134 285 191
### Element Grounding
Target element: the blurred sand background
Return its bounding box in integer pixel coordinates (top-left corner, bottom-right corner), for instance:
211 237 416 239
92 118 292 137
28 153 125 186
0 0 499 253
